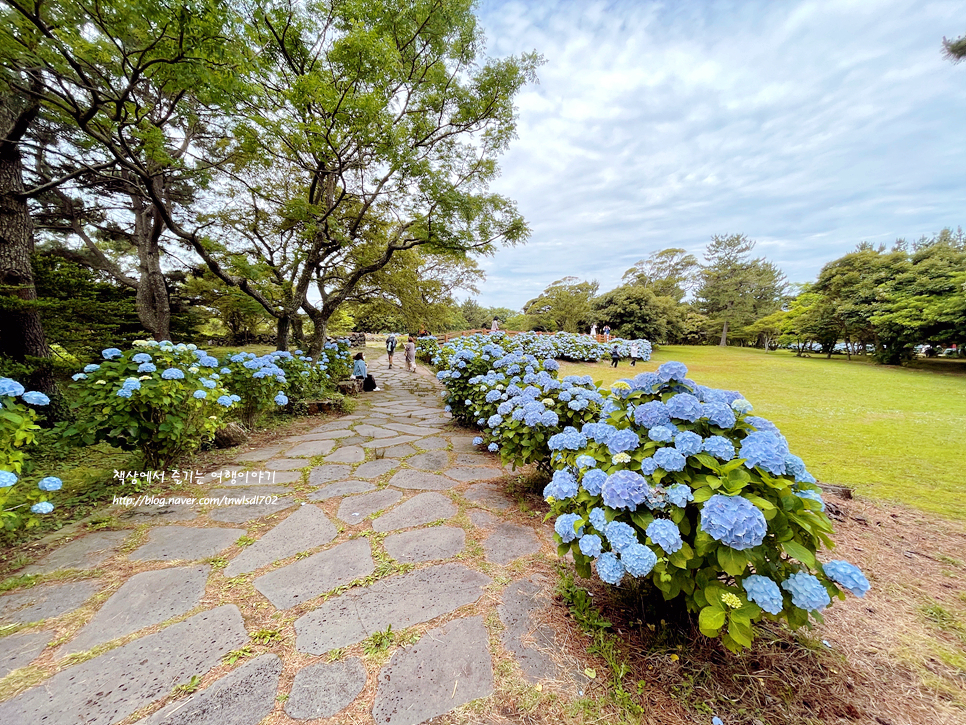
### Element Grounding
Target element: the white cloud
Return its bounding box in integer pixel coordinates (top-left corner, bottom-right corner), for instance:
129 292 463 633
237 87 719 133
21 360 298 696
472 0 966 309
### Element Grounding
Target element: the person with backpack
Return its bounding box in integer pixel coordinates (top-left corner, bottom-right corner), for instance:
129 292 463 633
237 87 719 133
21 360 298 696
386 333 397 368
610 345 620 368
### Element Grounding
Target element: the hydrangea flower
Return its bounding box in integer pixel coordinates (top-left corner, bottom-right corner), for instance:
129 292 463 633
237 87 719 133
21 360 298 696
548 428 588 451
487 414 504 428
611 452 631 464
743 575 784 615
702 436 735 460
575 455 596 469
217 395 233 407
193 390 208 399
739 431 787 475
823 560 870 597
781 572 831 611
274 393 289 405
666 393 702 422
579 534 603 558
657 361 688 382
604 520 638 553
633 400 671 428
700 494 767 550
22 391 50 406
72 373 87 381
646 519 683 554
596 551 625 585
621 542 658 577
101 348 123 359
674 431 703 456
488 442 499 453
161 368 185 380
31 501 55 514
607 428 640 455
602 470 651 510
132 353 152 363
702 402 736 429
653 447 686 472
116 388 133 398
648 425 675 443
83 364 101 373
38 476 62 491
473 437 483 446
554 513 584 543
665 483 694 508
588 507 607 531
0 470 17 487
200 378 217 389
138 362 157 373
731 398 753 414
784 453 817 484
0 378 26 397
582 422 617 444
795 488 825 511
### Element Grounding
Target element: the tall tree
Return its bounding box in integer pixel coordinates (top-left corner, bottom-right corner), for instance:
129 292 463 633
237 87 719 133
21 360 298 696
622 247 700 301
695 234 786 346
593 285 685 342
524 277 598 333
943 33 966 62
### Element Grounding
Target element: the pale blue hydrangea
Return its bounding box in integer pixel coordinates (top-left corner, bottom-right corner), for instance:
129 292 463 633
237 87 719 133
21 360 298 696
548 428 587 451
674 431 703 456
274 393 289 405
116 388 133 398
665 483 694 508
488 442 499 453
743 574 784 615
161 368 185 380
22 391 50 405
579 534 603 558
782 572 831 611
648 425 675 443
795 488 825 511
31 501 54 514
72 373 87 381
731 398 753 414
138 362 157 373
823 560 870 597
217 395 233 407
200 378 217 389
221 368 231 374
555 513 584 543
700 494 767 550
0 470 17 487
739 431 787 475
653 447 686 472
83 364 101 373
101 348 123 359
575 455 596 469
621 543 658 577
588 507 607 531
602 470 651 510
633 400 671 428
37 476 62 491
0 378 25 397
132 353 152 363
582 422 617 444
639 458 658 476
646 519 683 554
784 453 817 484
487 414 503 428
485 389 503 403
473 437 483 446
596 551 625 585
657 361 688 382
702 401 736 429
703 436 736 460
604 520 638 554
607 428 640 455
193 390 207 399
666 393 702 422
230 394 241 402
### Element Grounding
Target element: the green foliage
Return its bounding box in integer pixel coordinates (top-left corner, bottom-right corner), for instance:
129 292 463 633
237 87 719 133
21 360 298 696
594 285 686 343
524 277 599 332
622 248 700 302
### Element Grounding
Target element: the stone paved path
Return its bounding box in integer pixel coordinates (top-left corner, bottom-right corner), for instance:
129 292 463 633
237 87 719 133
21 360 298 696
0 351 578 725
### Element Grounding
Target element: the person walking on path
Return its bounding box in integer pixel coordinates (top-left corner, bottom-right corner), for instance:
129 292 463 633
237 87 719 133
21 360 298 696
405 336 417 373
386 333 397 368
590 323 597 338
603 324 611 341
610 345 620 368
490 318 499 332
629 342 639 367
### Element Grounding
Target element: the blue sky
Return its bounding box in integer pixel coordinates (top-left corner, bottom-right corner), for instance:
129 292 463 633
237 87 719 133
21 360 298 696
470 0 966 310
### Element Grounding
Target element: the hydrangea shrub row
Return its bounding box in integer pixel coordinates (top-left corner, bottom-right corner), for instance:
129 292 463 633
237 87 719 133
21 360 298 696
544 362 869 651
1 378 60 533
433 331 652 365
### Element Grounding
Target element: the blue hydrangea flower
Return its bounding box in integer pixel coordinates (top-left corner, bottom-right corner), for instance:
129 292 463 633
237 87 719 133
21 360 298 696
137 362 157 373
37 476 62 491
596 551 625 585
646 519 683 554
607 428 640 455
220 368 231 374
575 455 596 469
274 393 289 405
823 560 870 597
731 398 753 414
22 391 50 406
795 488 825 511
657 361 688 383
621 543 658 577
473 437 483 446
116 388 133 398
665 484 694 508
579 534 603 558
700 494 767 550
31 501 54 514
739 431 787 475
0 378 26 397
200 378 217 389
132 353 152 363
0 470 17 487
193 390 207 399
602 470 651 510
551 470 580 500
582 422 617 444
640 458 658 476
782 572 831 611
648 425 675 443
604 520 638 554
101 348 123 360
743 575 784 615
633 400 670 428
555 513 584 543
653 447 686 472
83 364 101 373
485 389 503 403
548 428 588 451
702 402 736 429
666 393 702 422
230 394 241 402
217 395 233 407
784 453 817 484
588 507 607 531
488 442 499 453
161 368 185 380
674 431 703 456
703 436 736 460
72 373 87 381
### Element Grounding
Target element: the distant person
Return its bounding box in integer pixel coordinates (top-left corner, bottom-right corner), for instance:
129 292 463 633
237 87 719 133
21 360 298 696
603 324 611 341
629 342 639 367
590 323 597 337
405 336 417 373
610 345 620 368
418 327 428 337
490 318 499 332
386 333 397 368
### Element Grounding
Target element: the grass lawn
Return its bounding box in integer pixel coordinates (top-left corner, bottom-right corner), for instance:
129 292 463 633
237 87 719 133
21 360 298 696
560 346 966 521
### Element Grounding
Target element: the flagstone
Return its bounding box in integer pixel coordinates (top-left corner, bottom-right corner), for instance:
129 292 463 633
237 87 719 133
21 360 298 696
336 489 403 525
224 505 337 576
0 581 102 624
129 526 244 562
308 480 376 501
371 492 457 532
23 530 129 575
253 539 373 610
285 658 366 720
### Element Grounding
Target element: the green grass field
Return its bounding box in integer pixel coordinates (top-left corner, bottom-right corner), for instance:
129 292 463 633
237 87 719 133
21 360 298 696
560 347 966 521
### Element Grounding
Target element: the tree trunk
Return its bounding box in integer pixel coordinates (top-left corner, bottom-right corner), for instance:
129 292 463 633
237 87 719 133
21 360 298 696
291 315 304 346
131 192 171 341
306 311 328 358
718 319 729 347
0 142 58 396
275 314 291 350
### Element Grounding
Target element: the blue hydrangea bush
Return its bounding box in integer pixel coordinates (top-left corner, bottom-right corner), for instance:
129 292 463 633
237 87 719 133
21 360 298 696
416 336 440 363
544 361 870 652
435 331 652 364
1 377 60 533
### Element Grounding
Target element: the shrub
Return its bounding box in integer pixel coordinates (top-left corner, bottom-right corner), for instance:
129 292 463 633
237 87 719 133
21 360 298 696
544 362 869 652
416 336 440 363
0 377 59 533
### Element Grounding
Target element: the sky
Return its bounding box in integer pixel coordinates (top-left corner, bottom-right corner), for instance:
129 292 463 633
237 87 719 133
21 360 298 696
469 0 966 310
